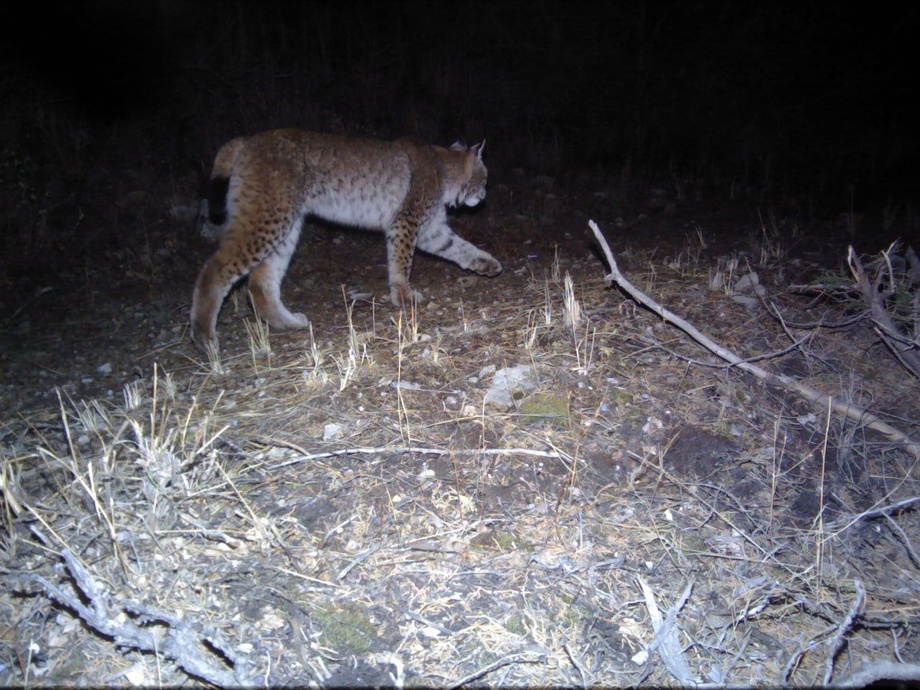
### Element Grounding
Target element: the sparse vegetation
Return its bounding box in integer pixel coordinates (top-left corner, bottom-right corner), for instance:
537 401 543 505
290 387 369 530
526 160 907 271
2 1 920 686
4 234 920 685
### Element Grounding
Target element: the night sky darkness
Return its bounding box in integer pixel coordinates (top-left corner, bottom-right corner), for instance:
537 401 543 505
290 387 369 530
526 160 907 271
3 1 919 213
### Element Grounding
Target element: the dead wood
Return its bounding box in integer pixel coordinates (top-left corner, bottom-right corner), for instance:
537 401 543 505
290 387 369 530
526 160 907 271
847 244 920 381
637 576 695 686
834 660 920 688
23 549 255 686
588 220 920 460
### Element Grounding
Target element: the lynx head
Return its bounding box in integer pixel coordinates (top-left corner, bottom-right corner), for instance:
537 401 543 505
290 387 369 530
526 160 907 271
446 140 487 208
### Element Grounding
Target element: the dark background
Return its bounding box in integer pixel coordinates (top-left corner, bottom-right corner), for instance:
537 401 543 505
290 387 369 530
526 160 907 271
2 1 918 263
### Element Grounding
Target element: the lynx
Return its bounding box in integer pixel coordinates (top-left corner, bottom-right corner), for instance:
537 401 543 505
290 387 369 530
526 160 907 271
191 129 502 354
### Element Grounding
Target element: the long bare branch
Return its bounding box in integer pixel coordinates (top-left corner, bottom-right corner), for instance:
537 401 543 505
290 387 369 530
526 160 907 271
589 220 920 459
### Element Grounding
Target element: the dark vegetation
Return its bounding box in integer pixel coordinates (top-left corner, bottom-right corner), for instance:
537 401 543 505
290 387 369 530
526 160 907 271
2 2 918 289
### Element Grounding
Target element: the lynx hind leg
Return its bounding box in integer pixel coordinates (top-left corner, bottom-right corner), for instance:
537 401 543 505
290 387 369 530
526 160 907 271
191 245 247 354
248 221 310 331
191 218 302 354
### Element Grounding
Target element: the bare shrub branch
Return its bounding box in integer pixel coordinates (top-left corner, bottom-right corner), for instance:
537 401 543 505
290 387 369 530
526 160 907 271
23 549 255 686
589 220 920 459
847 244 920 381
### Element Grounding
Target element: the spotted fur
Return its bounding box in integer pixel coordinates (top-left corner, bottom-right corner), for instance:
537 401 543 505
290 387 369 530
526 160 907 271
191 129 501 354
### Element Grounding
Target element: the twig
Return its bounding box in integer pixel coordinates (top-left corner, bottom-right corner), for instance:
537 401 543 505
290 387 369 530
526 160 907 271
823 579 865 685
848 244 920 380
563 642 589 689
834 661 920 688
264 442 563 470
589 220 920 459
397 605 457 637
718 630 752 682
882 513 920 569
337 542 383 581
25 549 254 686
445 652 546 689
635 331 810 368
827 495 920 531
636 575 696 686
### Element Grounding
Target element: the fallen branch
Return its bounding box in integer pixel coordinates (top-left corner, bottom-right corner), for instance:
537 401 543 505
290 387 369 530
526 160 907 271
24 549 255 686
825 495 920 569
829 495 920 529
263 441 564 470
637 575 696 686
847 244 920 381
834 660 920 688
445 652 547 689
589 220 920 459
823 579 865 685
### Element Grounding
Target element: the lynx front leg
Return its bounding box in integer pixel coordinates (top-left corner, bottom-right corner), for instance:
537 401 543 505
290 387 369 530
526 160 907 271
248 221 310 330
416 221 502 277
386 215 422 308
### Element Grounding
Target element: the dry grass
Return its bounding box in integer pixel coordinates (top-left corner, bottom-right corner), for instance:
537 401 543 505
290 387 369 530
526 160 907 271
2 233 919 687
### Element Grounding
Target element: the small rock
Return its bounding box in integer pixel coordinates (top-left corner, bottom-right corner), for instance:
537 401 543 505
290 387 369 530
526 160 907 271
733 272 767 296
484 365 538 408
732 295 759 309
323 423 344 441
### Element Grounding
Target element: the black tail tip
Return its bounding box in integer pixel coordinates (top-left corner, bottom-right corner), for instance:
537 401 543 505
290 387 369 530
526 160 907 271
207 176 230 225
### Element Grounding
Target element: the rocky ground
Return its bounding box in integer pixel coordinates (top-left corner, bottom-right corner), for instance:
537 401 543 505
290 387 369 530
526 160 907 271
1 155 919 686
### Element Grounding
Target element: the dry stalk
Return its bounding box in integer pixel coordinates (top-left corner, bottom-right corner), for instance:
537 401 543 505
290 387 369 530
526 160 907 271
563 272 581 328
522 309 539 351
1 451 24 557
123 380 144 411
203 338 224 375
395 311 413 445
342 284 361 357
52 390 130 577
589 220 920 459
244 311 272 368
542 277 553 325
302 322 329 386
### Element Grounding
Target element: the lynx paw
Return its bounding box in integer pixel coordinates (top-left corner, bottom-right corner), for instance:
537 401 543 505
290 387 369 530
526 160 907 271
469 255 503 277
192 332 221 364
259 306 310 331
390 284 424 309
273 312 310 330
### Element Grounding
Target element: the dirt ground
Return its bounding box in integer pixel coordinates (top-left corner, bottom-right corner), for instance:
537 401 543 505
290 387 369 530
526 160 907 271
2 160 919 687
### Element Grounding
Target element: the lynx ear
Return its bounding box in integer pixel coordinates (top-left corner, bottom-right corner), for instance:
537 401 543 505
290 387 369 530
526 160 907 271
471 140 485 159
450 139 467 151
